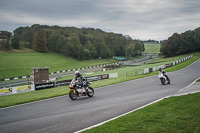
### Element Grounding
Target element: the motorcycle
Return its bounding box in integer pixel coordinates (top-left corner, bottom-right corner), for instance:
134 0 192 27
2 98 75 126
158 72 170 85
69 79 94 100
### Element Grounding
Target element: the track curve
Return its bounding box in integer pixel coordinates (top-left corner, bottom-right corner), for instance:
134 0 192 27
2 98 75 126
0 59 200 133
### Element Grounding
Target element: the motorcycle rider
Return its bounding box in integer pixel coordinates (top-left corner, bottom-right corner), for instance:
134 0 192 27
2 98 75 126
158 68 170 83
74 71 88 91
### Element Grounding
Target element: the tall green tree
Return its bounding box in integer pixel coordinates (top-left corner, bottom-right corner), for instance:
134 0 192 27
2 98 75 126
11 35 20 49
13 24 145 59
0 31 12 51
83 41 96 59
32 28 47 52
66 35 83 59
133 40 145 55
179 31 194 53
125 43 135 57
193 27 200 51
161 33 180 56
160 27 200 57
0 31 12 39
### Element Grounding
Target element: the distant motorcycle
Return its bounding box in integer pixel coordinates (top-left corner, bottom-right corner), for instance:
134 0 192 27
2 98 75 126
158 72 170 85
69 79 94 100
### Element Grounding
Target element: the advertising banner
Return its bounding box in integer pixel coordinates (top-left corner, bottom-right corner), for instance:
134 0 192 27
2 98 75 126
0 85 35 96
17 85 32 93
0 88 12 96
35 82 55 90
86 75 102 82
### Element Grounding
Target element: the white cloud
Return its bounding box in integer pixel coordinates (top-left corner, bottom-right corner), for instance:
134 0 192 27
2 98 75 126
0 0 200 40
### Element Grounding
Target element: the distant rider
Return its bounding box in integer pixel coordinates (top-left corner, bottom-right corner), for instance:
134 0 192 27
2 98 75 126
158 68 170 83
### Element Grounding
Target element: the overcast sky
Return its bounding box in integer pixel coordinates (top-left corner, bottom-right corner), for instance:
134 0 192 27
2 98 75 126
0 0 200 40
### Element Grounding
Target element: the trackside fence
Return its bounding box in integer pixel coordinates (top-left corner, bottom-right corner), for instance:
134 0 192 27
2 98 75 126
126 55 193 77
143 55 193 74
0 73 118 96
0 63 119 82
126 69 143 77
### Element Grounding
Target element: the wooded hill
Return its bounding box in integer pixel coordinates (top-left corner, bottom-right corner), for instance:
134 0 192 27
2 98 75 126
10 24 145 59
160 27 200 57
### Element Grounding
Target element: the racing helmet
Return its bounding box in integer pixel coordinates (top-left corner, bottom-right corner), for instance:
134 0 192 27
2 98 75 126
75 71 80 76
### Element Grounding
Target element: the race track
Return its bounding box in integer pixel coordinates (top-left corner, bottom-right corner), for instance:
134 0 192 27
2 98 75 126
0 59 200 133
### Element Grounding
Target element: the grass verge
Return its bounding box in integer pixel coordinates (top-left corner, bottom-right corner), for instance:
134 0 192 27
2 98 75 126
0 86 69 108
0 51 117 79
143 43 161 53
0 52 199 108
82 92 200 133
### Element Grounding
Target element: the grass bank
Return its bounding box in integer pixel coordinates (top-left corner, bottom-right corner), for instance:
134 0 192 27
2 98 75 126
0 52 199 108
0 51 117 79
83 92 200 133
143 43 161 53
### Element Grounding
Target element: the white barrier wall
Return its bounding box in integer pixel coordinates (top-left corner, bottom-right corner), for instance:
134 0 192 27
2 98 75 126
153 67 157 72
109 73 118 78
156 65 165 71
143 55 193 74
144 68 149 74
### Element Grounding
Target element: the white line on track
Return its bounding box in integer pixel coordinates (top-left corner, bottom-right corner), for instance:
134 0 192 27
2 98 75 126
75 95 171 133
75 75 200 133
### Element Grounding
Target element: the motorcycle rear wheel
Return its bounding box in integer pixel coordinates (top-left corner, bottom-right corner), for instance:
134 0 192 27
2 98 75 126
87 87 94 97
69 90 78 100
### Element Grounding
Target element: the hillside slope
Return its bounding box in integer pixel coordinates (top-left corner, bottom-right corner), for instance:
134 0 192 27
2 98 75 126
0 51 116 79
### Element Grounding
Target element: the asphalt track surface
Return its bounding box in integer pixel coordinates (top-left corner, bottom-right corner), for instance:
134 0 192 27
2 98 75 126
0 59 200 133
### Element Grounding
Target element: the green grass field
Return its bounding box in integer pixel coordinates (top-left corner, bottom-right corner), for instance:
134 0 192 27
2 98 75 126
0 51 116 79
144 43 161 53
0 52 199 108
83 92 200 133
0 47 199 132
0 43 160 80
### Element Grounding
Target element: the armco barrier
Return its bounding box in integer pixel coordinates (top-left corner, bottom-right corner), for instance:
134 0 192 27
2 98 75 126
143 55 193 74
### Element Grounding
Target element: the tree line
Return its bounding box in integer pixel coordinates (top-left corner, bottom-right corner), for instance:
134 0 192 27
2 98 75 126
160 27 200 57
143 39 159 44
1 24 145 60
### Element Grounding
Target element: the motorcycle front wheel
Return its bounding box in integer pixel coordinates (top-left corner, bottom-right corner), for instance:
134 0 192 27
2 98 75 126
69 90 78 100
167 78 170 84
161 78 165 85
87 87 94 97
